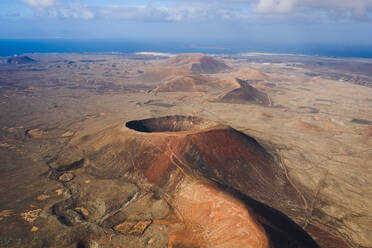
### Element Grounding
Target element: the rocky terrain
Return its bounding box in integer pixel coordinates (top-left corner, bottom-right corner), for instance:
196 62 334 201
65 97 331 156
1 55 36 65
0 52 371 248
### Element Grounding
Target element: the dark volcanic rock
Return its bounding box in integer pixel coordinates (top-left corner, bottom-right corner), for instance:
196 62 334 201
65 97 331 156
6 56 36 64
351 118 372 125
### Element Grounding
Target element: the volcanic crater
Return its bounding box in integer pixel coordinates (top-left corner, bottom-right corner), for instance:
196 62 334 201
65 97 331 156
1 52 371 248
125 115 220 133
67 115 327 247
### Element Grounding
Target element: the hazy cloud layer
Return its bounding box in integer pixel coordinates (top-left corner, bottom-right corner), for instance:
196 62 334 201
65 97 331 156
20 0 56 8
18 0 372 21
46 4 95 20
255 0 296 14
19 1 240 22
255 0 372 20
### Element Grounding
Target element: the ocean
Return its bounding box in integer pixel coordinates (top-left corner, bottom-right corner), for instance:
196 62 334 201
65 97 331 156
1 39 372 58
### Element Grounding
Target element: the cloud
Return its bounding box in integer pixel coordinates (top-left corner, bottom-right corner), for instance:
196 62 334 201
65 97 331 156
255 0 296 14
18 0 372 22
97 6 171 22
96 5 222 22
20 0 95 20
254 0 372 20
20 1 236 22
301 0 372 21
47 4 95 20
20 0 56 8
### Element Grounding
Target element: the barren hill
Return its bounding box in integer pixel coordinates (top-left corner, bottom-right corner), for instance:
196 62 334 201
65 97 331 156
1 52 370 248
69 115 321 248
5 55 36 64
220 78 271 105
167 53 230 74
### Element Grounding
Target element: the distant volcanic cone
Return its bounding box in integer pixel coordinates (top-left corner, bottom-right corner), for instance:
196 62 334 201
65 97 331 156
167 53 230 74
72 115 319 248
6 55 36 64
220 78 272 105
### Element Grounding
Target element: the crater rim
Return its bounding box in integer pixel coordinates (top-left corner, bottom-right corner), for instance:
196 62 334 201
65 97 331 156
125 115 220 133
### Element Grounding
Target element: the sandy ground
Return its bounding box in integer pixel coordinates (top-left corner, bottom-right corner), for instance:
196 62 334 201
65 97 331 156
0 53 371 248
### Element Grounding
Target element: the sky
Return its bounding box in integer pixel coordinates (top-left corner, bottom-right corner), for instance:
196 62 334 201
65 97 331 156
0 0 372 48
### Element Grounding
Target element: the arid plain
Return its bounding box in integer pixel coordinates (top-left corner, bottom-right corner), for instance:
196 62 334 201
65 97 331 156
0 52 371 248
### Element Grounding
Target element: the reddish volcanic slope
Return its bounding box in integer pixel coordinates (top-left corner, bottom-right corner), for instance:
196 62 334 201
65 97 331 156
220 78 272 105
72 115 323 248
